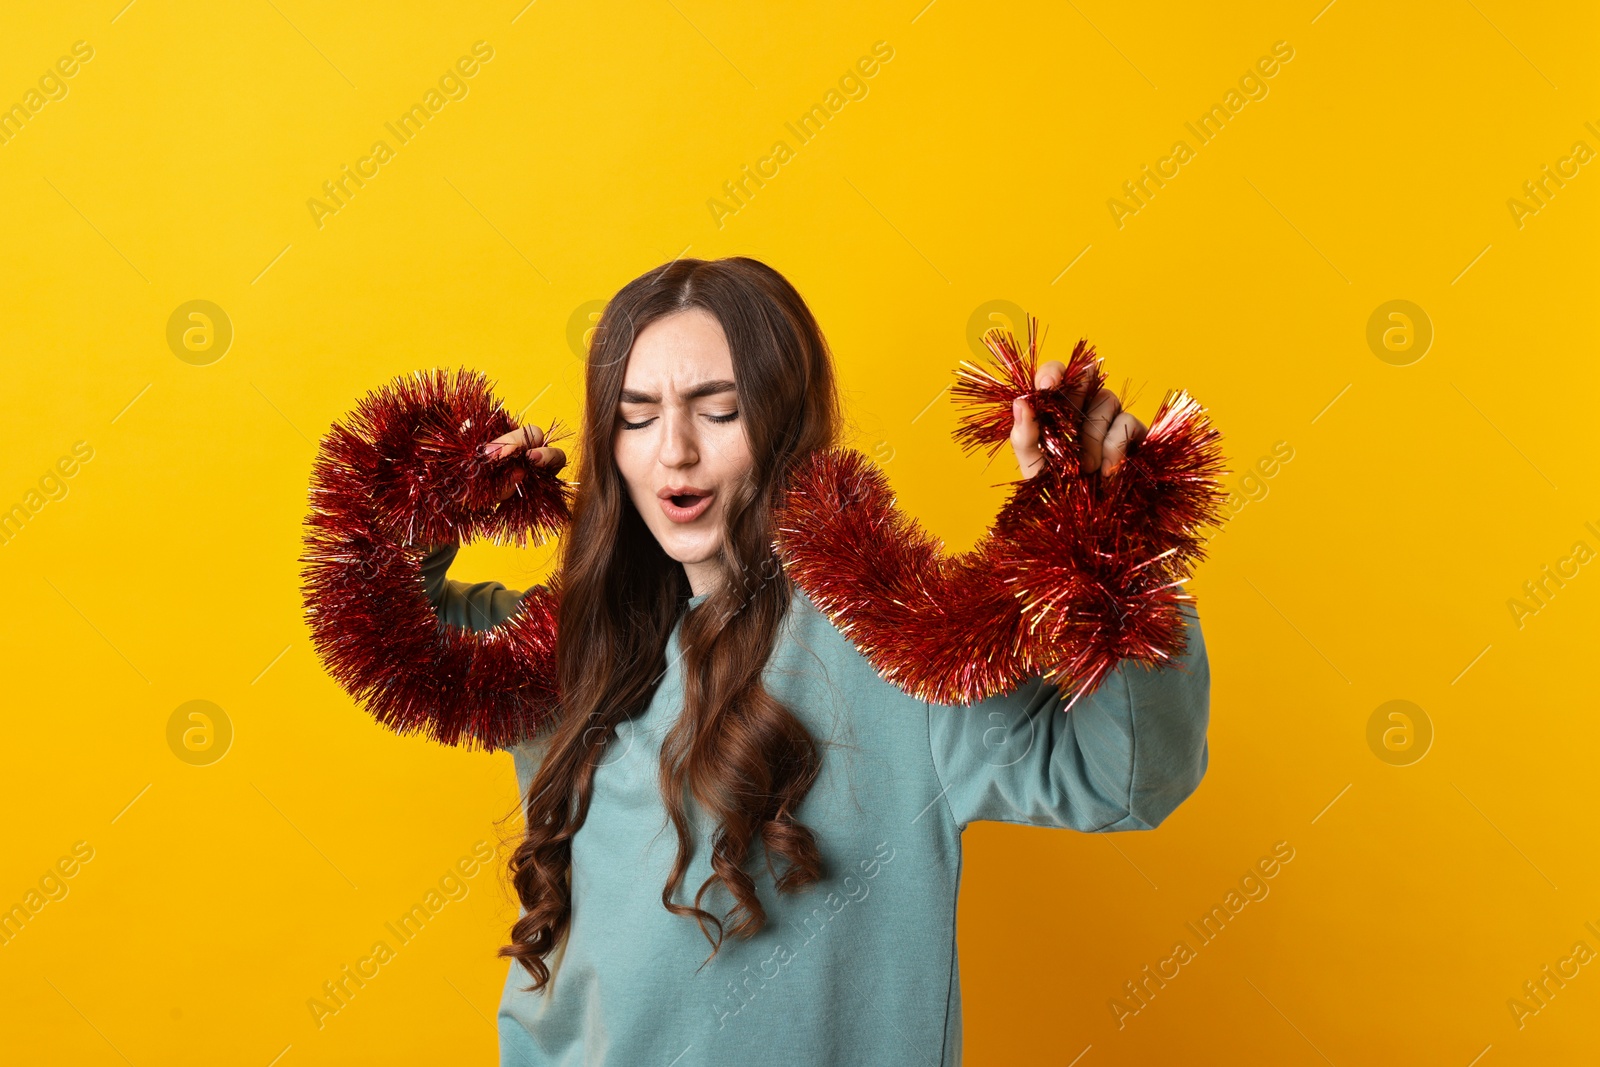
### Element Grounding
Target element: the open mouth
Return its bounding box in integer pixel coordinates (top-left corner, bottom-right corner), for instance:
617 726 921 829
659 487 714 523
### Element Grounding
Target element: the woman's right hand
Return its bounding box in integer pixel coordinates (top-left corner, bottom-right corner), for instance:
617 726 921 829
482 424 568 502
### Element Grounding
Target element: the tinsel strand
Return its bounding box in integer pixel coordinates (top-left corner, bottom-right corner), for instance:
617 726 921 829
775 317 1228 711
299 366 573 749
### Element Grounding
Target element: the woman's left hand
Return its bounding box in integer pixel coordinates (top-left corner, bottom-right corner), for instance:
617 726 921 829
1010 361 1147 481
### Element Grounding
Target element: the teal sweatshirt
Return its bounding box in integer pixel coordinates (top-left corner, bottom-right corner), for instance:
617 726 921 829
417 542 1211 1066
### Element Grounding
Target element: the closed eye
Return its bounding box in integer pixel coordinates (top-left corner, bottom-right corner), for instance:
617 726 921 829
619 411 739 430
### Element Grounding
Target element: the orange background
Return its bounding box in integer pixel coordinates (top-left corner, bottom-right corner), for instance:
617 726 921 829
1 1 1596 1063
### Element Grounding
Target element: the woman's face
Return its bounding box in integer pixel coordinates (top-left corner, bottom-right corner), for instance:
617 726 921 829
613 307 753 597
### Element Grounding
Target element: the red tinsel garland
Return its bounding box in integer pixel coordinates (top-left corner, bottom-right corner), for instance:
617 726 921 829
299 366 572 750
770 449 1038 706
772 316 1227 709
301 322 1224 749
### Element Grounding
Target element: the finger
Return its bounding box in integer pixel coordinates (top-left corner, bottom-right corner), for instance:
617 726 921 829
1034 360 1067 391
1080 387 1120 474
1010 396 1042 479
1100 411 1144 474
1062 366 1094 425
532 446 567 470
483 424 544 459
496 467 526 501
503 425 543 448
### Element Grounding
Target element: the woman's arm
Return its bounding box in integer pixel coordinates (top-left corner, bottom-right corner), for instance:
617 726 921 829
922 343 1211 831
409 420 564 635
925 594 1209 832
417 541 530 633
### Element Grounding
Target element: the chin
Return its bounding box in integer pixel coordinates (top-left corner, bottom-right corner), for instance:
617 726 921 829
664 539 722 567
651 525 722 565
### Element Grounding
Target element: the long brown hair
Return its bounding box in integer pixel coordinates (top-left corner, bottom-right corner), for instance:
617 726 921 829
498 256 844 991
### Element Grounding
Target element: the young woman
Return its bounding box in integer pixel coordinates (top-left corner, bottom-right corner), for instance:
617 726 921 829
415 256 1210 1065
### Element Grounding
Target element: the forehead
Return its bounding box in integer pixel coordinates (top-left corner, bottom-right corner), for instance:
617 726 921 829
621 308 733 388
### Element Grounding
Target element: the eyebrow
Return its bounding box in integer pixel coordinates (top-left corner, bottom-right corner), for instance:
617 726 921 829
618 379 738 404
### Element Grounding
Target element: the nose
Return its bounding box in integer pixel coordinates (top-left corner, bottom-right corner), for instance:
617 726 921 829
658 407 699 469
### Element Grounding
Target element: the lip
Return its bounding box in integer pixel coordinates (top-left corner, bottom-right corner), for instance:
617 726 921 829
658 484 714 524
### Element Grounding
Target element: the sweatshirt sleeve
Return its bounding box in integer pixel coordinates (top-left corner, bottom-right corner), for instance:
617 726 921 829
510 731 556 800
417 541 529 634
925 596 1210 832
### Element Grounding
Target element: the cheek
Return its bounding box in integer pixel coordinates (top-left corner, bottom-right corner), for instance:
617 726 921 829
721 429 756 482
613 429 647 469
612 439 649 500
